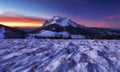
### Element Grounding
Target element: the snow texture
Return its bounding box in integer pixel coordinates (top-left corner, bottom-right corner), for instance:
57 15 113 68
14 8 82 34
0 39 120 72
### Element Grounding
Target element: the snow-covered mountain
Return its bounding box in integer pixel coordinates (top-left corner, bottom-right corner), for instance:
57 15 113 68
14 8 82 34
0 24 27 39
28 16 120 39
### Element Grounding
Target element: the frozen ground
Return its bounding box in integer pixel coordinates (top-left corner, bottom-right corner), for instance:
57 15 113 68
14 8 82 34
0 39 120 72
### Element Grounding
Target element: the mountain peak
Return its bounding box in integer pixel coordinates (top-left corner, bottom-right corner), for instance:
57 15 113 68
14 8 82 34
44 16 70 26
53 16 68 20
44 16 85 27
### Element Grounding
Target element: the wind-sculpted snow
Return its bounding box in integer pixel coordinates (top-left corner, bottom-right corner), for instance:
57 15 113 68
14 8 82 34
0 39 120 72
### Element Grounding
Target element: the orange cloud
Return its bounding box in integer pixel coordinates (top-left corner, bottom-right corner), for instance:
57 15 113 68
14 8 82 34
0 14 46 27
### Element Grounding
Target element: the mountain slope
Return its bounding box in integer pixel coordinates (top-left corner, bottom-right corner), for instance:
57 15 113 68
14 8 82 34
28 16 120 39
0 24 28 39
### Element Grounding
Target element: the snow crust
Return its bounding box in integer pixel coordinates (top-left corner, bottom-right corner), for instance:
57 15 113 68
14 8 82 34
0 39 120 72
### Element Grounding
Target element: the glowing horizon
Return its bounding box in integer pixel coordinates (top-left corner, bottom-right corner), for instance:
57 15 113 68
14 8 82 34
0 22 43 27
0 14 45 27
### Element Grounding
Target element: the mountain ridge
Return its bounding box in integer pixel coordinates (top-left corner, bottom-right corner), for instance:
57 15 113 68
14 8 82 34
28 16 120 39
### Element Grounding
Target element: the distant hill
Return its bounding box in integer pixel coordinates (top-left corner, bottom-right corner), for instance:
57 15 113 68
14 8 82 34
0 24 28 39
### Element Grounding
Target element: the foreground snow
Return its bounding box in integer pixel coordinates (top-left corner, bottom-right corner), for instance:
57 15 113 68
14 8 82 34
0 39 120 72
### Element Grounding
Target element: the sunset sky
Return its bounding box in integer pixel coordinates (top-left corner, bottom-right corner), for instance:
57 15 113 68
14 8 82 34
0 0 120 28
